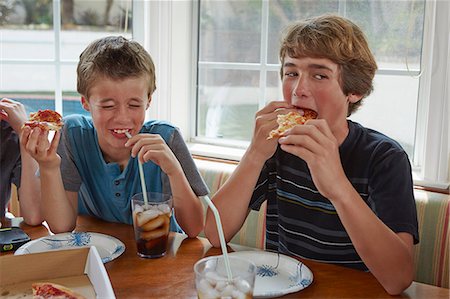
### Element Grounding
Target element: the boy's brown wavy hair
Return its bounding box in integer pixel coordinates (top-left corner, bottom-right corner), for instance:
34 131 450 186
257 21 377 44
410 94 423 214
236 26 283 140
279 14 378 116
77 36 156 99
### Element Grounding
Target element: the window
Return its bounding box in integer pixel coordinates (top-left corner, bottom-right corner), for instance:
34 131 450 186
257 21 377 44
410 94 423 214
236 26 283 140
1 1 448 189
190 0 449 189
195 0 423 151
1 0 132 116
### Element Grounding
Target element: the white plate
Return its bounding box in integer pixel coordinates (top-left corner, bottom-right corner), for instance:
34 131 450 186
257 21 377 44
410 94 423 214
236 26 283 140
15 232 125 263
229 251 313 298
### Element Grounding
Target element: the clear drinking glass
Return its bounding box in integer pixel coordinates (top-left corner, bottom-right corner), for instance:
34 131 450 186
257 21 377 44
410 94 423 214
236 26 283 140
194 255 256 299
131 192 172 258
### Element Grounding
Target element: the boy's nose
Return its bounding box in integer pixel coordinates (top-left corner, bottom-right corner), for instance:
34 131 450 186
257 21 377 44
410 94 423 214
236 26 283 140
292 76 311 104
115 105 131 120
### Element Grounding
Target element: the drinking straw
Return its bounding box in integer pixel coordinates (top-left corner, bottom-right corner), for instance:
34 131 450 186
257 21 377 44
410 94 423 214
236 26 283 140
125 132 148 206
202 195 233 280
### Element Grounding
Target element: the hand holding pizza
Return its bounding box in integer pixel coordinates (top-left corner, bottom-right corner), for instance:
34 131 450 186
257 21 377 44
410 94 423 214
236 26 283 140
20 109 63 170
0 98 28 133
247 101 294 163
21 126 62 170
125 133 183 177
278 119 349 201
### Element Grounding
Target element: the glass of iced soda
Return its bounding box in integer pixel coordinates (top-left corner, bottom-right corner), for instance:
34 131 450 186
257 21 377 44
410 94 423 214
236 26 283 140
194 255 256 299
131 192 172 258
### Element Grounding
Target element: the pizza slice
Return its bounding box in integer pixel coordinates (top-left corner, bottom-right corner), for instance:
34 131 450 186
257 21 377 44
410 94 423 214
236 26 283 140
268 109 318 139
32 282 86 299
23 109 64 131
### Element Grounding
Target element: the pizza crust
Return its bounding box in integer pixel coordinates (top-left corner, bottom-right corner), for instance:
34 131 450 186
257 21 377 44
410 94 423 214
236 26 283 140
268 109 318 139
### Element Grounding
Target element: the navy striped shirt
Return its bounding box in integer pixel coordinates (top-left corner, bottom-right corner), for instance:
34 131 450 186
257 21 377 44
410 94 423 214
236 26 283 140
249 120 419 271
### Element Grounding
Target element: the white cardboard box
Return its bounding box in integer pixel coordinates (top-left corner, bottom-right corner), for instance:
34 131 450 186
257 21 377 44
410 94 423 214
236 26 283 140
0 247 115 299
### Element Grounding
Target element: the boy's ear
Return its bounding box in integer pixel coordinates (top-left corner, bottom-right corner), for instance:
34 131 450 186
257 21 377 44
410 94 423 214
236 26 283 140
146 96 152 109
348 93 363 103
81 97 90 111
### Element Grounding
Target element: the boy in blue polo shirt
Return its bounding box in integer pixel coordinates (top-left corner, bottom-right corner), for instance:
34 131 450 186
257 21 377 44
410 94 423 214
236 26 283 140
23 36 208 237
205 14 418 295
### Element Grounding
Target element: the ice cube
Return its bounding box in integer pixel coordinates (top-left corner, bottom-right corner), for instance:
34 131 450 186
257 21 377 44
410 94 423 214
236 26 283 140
219 284 235 297
198 278 213 292
198 278 219 298
200 288 220 299
234 278 252 294
136 209 159 226
157 203 171 215
215 280 227 292
134 204 144 213
205 271 224 286
231 289 247 299
143 208 160 217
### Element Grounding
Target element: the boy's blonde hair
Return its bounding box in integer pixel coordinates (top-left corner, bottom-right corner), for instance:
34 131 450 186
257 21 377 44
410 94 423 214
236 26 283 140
77 36 156 99
279 14 377 116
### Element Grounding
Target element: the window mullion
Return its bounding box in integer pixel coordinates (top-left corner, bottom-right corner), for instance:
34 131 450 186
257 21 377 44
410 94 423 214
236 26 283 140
191 0 200 141
132 1 148 49
259 0 270 109
53 0 62 114
338 0 347 16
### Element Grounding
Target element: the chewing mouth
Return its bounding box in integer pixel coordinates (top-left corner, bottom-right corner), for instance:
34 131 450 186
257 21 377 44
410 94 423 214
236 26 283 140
113 129 130 134
297 107 317 114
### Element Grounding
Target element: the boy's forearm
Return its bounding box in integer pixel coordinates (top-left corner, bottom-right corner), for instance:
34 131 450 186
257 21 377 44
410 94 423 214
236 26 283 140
17 147 43 225
205 148 267 247
166 170 204 238
331 182 414 295
39 166 77 233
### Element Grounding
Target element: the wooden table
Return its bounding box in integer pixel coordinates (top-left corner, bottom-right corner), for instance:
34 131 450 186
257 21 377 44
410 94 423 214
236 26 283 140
2 216 449 298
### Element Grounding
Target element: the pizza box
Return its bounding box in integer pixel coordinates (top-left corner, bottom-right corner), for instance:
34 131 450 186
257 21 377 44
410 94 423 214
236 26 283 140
0 246 115 299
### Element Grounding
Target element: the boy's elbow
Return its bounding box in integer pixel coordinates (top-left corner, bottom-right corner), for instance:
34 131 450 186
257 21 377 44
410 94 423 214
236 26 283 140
184 224 203 239
384 280 412 296
22 215 44 226
383 270 413 295
48 223 76 234
205 231 222 248
204 222 222 248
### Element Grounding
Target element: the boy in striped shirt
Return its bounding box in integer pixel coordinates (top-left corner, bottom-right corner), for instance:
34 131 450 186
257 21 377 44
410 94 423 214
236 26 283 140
205 14 418 295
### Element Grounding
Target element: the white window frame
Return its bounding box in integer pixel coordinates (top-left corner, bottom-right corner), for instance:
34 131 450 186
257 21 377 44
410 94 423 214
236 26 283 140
145 1 448 189
412 0 449 189
1 0 66 113
1 0 133 115
2 1 446 189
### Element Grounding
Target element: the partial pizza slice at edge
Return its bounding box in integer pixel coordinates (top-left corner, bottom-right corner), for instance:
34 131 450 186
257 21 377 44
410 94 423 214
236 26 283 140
32 282 87 299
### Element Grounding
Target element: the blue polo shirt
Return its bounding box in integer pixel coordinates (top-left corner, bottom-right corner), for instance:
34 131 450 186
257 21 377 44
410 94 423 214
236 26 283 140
58 115 208 230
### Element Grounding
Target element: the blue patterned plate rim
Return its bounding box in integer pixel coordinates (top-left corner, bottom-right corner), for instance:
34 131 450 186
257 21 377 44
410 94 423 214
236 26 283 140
229 251 313 298
14 232 125 263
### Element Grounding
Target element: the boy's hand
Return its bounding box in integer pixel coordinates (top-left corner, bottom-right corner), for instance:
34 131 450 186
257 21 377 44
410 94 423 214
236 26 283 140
278 119 348 200
125 134 182 176
248 101 295 163
20 127 62 169
0 98 28 133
